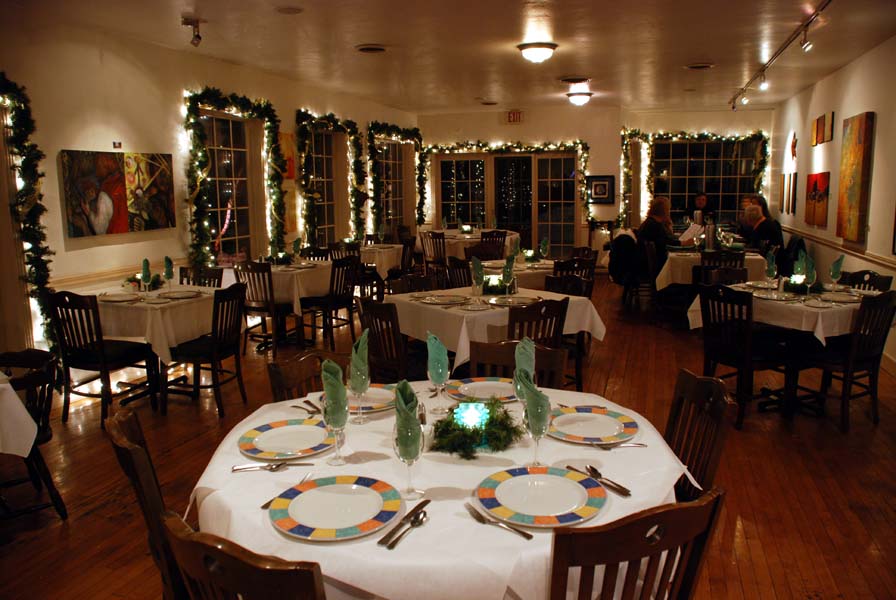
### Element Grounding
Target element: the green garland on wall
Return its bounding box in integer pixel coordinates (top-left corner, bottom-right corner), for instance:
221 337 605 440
1 72 55 350
184 87 287 266
295 110 366 243
366 121 422 233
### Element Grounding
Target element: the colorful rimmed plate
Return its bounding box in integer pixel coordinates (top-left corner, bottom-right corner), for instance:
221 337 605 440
144 297 172 305
753 291 797 301
269 475 402 541
746 281 776 289
475 466 606 528
820 292 861 303
293 262 318 269
851 288 881 297
238 417 334 460
548 406 639 445
446 377 516 403
488 296 540 306
459 303 491 312
804 298 833 309
159 290 202 300
99 293 139 303
321 383 396 413
421 294 469 305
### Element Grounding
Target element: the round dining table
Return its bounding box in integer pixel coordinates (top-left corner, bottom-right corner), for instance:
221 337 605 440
191 381 688 600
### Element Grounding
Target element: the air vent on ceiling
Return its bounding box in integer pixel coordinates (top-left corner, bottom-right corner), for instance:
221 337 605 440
276 6 303 15
685 62 715 71
356 44 387 54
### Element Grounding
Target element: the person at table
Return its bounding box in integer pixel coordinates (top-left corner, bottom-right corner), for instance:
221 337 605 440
744 204 784 251
691 193 711 224
638 196 691 269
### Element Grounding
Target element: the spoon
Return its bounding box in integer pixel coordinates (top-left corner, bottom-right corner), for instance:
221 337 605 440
591 442 648 451
231 461 313 473
387 511 428 549
586 465 632 497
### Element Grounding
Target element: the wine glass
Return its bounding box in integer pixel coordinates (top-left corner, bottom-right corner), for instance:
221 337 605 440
349 366 370 425
393 420 425 500
501 265 515 297
524 402 550 466
765 259 777 290
323 398 348 466
377 228 385 244
829 265 841 290
805 268 817 299
428 367 450 416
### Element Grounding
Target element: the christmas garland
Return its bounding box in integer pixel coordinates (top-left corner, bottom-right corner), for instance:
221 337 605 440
1 72 55 351
418 140 590 224
366 121 422 233
184 87 287 266
295 110 366 242
431 399 525 460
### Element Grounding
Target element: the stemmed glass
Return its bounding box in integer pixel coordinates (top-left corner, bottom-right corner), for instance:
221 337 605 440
428 368 450 416
765 259 778 290
349 365 370 425
501 265 515 297
377 228 385 244
829 265 842 290
805 268 817 299
524 402 550 467
393 420 424 500
323 398 348 466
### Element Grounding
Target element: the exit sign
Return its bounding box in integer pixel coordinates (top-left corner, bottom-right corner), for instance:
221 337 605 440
506 109 524 124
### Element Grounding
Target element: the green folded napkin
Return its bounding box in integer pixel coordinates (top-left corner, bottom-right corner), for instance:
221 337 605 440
292 237 303 254
793 250 807 276
350 329 369 395
321 359 348 429
141 259 151 285
515 336 535 380
510 238 520 257
471 256 484 286
394 380 421 461
539 238 549 257
502 256 515 286
427 333 449 385
830 254 845 281
765 251 777 279
441 216 448 230
514 368 550 436
725 242 745 250
489 216 497 229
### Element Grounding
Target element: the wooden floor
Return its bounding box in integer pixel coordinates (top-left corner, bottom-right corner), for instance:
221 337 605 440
2 278 895 599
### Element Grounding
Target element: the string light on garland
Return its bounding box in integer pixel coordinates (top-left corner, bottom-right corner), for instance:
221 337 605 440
367 121 423 234
183 87 287 267
1 72 56 351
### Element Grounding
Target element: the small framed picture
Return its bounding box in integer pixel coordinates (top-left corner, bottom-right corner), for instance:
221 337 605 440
587 175 615 205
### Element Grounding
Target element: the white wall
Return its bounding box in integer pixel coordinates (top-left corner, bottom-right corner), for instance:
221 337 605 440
0 17 415 280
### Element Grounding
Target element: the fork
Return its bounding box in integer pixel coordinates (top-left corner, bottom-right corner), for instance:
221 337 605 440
591 442 648 451
586 465 632 497
260 472 313 509
231 461 313 473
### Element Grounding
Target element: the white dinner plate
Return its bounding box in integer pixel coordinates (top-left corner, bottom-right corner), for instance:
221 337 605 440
159 290 201 299
804 298 833 309
323 384 396 413
144 297 172 305
459 303 491 312
98 293 139 303
819 292 861 303
409 292 431 300
445 377 515 402
746 281 777 289
420 294 469 305
489 296 540 306
547 407 640 445
753 291 797 301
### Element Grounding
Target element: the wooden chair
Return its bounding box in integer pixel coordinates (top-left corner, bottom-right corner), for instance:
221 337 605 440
178 266 224 288
447 256 472 288
389 274 436 295
698 284 786 429
0 349 67 520
627 241 659 310
421 231 448 286
387 236 418 279
327 240 361 261
479 229 507 258
45 290 158 429
300 256 360 351
701 250 745 269
844 270 893 292
234 261 297 359
107 409 188 600
267 350 351 402
808 290 896 432
507 298 569 349
164 283 248 418
469 340 566 389
570 246 596 260
702 267 748 285
543 275 593 391
553 257 597 283
463 242 503 261
299 246 330 261
357 297 425 382
664 369 729 502
549 488 725 600
162 512 327 600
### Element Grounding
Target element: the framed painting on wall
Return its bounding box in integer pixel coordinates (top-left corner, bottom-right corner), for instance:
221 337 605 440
586 175 615 204
836 112 875 243
805 172 830 228
60 150 175 238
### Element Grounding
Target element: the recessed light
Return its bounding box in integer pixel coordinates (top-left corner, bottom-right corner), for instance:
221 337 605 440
355 44 386 54
275 6 303 15
480 100 498 106
684 62 715 71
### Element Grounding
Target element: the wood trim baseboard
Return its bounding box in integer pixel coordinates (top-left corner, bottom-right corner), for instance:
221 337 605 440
50 258 188 289
781 225 896 272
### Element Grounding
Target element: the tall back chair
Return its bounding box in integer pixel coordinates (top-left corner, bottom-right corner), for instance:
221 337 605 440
328 241 361 261
267 350 351 402
178 266 224 288
107 409 188 600
701 250 745 269
507 298 569 348
846 270 893 292
570 246 596 260
549 489 725 600
665 369 729 502
469 340 567 389
358 297 416 382
46 290 157 428
544 274 592 298
162 513 327 600
479 230 507 257
699 267 748 286
299 246 330 261
421 231 447 284
234 261 295 359
300 256 359 351
552 258 595 281
447 256 472 288
0 349 67 520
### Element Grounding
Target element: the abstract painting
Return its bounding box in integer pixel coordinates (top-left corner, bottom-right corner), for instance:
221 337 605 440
805 172 830 227
60 150 175 237
836 112 875 243
779 172 798 215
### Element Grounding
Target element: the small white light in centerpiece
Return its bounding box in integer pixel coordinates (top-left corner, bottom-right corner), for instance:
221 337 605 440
454 402 489 429
790 274 805 285
524 249 535 258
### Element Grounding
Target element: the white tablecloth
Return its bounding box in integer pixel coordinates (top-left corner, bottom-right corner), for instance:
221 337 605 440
361 245 403 279
0 380 37 458
418 230 521 260
385 288 606 368
97 285 215 364
655 252 768 291
483 260 553 291
223 264 332 314
192 382 685 600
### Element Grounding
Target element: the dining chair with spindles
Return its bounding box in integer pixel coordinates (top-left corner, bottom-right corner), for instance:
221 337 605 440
447 256 472 288
469 340 566 389
300 256 360 351
507 298 569 349
701 250 746 269
178 265 224 288
479 230 507 258
267 349 351 403
421 231 448 286
843 270 893 292
234 261 297 359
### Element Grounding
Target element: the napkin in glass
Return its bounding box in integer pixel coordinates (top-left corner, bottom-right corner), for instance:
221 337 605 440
321 359 348 429
514 368 550 436
441 215 448 230
471 256 484 286
141 258 151 284
164 256 174 281
765 251 776 279
350 329 369 394
502 256 515 285
427 333 449 384
793 249 807 276
539 237 549 258
830 254 845 282
394 380 421 460
515 336 535 379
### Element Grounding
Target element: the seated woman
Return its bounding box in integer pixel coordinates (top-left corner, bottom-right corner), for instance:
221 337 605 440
638 196 690 269
744 204 784 251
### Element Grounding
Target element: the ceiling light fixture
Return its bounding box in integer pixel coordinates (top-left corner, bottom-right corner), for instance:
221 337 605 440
182 17 203 47
355 44 386 54
562 78 593 106
728 0 831 108
517 42 557 63
741 95 750 105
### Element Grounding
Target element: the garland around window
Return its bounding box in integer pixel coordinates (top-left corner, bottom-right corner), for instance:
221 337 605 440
184 87 287 266
366 121 422 233
1 72 55 350
295 110 366 243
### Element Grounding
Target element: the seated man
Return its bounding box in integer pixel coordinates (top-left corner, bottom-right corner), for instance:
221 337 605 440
744 204 784 251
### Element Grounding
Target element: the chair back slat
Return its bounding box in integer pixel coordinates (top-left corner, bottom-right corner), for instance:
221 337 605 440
552 258 596 281
469 340 566 388
570 246 596 260
390 274 436 294
211 283 246 354
544 274 592 298
399 237 416 272
463 242 503 261
549 489 725 600
421 231 446 262
507 298 569 348
358 298 407 382
847 270 893 291
447 256 472 288
233 261 276 313
267 350 351 402
479 230 507 257
329 255 359 298
299 247 330 261
698 266 748 286
47 291 106 367
698 284 753 368
179 266 224 287
850 290 896 364
701 250 746 269
328 241 361 261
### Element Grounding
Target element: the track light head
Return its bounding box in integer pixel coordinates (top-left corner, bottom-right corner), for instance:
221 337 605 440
800 29 813 52
182 17 203 47
759 73 769 91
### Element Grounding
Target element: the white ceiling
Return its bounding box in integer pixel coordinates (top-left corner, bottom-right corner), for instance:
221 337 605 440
11 0 896 113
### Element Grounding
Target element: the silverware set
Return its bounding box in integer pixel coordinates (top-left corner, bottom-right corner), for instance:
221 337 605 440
464 502 532 540
566 464 632 497
259 472 313 510
291 399 322 414
378 499 431 549
231 461 313 473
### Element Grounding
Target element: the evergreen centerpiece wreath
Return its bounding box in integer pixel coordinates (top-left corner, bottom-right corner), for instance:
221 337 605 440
1 72 55 350
431 398 525 460
183 87 287 267
366 121 422 233
417 140 590 226
295 110 366 242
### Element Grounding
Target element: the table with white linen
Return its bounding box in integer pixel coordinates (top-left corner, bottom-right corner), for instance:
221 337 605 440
0 378 37 458
655 252 768 291
385 287 606 368
482 259 554 290
361 244 403 279
418 230 521 260
95 285 215 364
223 263 332 314
192 382 686 600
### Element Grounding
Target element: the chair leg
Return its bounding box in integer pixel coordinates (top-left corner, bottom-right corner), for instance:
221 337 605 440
146 355 159 411
703 357 716 377
575 332 584 392
870 365 880 425
210 360 224 418
348 306 357 343
27 447 67 520
192 363 201 401
234 353 248 405
271 314 279 360
735 369 753 430
819 369 832 413
241 325 249 356
100 370 113 430
25 458 43 491
840 372 852 433
160 362 169 416
61 366 72 423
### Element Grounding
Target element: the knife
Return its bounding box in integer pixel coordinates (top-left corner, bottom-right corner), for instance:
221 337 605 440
303 399 322 414
566 464 630 497
464 502 533 540
231 461 314 472
377 499 431 546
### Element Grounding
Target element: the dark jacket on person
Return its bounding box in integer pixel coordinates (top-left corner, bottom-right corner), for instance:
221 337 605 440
748 217 784 251
637 217 681 273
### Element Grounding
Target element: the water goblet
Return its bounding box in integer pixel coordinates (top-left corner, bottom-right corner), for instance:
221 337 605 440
523 403 550 467
393 420 425 500
428 368 450 416
765 260 778 290
323 397 348 466
349 368 370 425
325 425 346 466
805 269 817 299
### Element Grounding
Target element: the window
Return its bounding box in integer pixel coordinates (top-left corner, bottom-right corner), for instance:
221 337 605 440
536 157 577 258
201 113 251 260
309 131 335 245
440 159 485 226
494 157 531 248
652 139 760 224
378 141 404 231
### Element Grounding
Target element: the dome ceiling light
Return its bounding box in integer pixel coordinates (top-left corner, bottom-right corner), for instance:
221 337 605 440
517 42 557 63
562 77 593 106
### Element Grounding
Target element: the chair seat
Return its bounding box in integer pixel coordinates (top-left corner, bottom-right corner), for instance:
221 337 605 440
245 302 293 316
66 340 151 371
171 335 237 363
